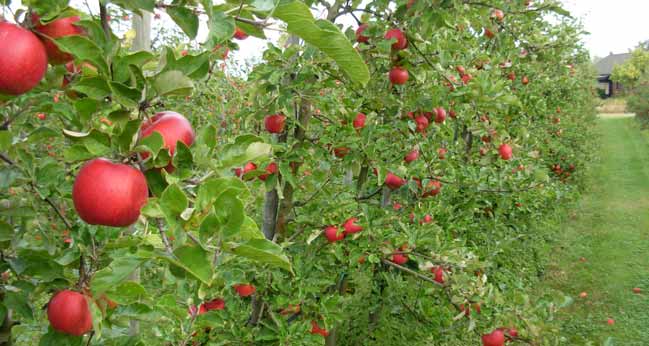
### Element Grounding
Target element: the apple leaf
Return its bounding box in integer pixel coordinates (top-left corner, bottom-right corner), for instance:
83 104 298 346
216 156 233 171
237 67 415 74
161 245 213 285
167 6 199 39
71 77 111 100
228 239 292 272
196 177 248 211
54 36 109 75
153 70 194 97
159 184 188 217
272 1 369 86
91 254 145 295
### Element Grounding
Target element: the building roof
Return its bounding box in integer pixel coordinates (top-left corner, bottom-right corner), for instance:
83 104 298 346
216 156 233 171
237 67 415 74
595 53 631 76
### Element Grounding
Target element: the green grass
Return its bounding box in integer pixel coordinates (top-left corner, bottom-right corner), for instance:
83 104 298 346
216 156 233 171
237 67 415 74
539 116 649 345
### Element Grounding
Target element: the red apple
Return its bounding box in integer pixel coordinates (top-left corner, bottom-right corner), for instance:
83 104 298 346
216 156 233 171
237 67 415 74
356 24 369 43
389 66 409 85
438 148 447 160
522 76 529 85
140 111 195 171
507 72 516 81
258 162 278 181
393 202 402 210
384 28 407 50
449 109 457 118
385 172 406 190
506 328 518 338
201 298 225 313
334 147 350 158
37 113 46 120
353 112 366 129
72 158 148 227
391 253 408 265
422 180 442 197
264 113 286 133
498 144 512 160
482 329 505 346
456 65 466 76
233 27 248 40
310 321 329 337
33 15 84 64
415 115 429 133
0 22 48 95
431 266 445 284
324 225 345 243
579 292 587 298
343 217 363 234
233 284 256 297
420 214 433 224
434 107 447 124
491 9 504 21
633 287 642 294
404 148 419 163
238 162 258 180
484 28 495 38
607 318 615 325
461 74 473 84
47 290 92 336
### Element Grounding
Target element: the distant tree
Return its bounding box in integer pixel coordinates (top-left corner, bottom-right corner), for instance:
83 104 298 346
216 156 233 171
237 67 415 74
611 48 649 88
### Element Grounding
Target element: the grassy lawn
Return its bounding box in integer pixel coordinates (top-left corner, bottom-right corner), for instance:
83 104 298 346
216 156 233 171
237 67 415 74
539 115 649 345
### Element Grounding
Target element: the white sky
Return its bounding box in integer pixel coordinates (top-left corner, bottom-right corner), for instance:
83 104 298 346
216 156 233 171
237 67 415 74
6 1 647 62
561 0 648 58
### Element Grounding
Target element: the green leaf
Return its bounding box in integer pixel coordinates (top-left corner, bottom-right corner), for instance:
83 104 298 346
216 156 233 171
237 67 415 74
220 135 271 168
0 220 13 241
110 82 141 108
172 140 193 170
63 144 94 162
71 77 111 100
196 177 248 211
137 131 164 158
273 1 369 86
116 119 141 152
54 36 109 75
153 70 194 97
0 131 11 151
110 0 155 14
39 328 84 346
113 51 155 83
91 254 145 295
159 184 188 217
167 6 199 39
105 281 147 305
240 216 264 240
214 190 245 238
141 198 165 218
229 239 292 272
206 10 235 45
161 245 213 285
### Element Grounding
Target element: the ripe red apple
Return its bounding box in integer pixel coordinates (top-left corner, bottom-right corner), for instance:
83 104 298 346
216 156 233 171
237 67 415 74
233 27 248 40
607 318 615 325
0 22 48 95
343 217 363 234
37 113 46 120
356 24 369 43
415 115 429 133
72 158 148 227
449 109 457 118
334 147 350 158
393 202 402 210
434 107 447 124
461 74 473 84
310 321 329 337
236 162 257 180
422 180 442 197
200 298 225 313
404 148 419 163
389 66 409 85
264 113 286 133
324 225 345 243
353 112 366 129
498 144 512 160
456 65 466 76
506 328 518 338
391 253 408 265
384 28 407 50
522 76 529 85
33 15 84 64
420 214 433 224
233 284 256 297
579 292 588 298
47 290 92 336
385 172 406 190
482 329 505 346
438 148 447 159
484 28 495 39
431 266 445 284
491 9 504 21
258 162 278 181
507 72 516 81
140 111 195 171
633 287 642 294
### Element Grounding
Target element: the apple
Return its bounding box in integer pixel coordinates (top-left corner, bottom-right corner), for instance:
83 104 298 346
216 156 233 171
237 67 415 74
449 109 457 118
384 28 407 50
356 24 369 43
258 162 278 181
324 225 345 243
343 217 363 234
264 113 286 133
233 27 248 40
140 111 195 171
353 112 366 129
579 292 588 298
72 158 148 227
236 162 257 180
415 115 429 133
506 328 518 338
385 172 406 190
484 28 495 38
393 202 402 210
389 66 409 85
507 72 516 81
422 180 442 197
633 287 642 294
607 318 615 325
404 148 419 163
391 253 408 265
431 266 445 284
200 298 225 313
461 74 473 84
498 144 512 160
334 147 350 158
491 9 504 21
434 107 447 123
47 290 92 336
233 284 256 297
522 76 529 85
0 22 48 95
482 329 505 346
310 321 329 337
456 65 466 76
420 214 433 224
37 113 46 120
32 15 84 64
438 148 447 160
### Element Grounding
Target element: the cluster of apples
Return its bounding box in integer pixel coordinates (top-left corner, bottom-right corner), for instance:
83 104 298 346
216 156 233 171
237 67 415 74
482 327 519 346
187 284 256 317
0 14 83 95
323 217 363 243
355 25 409 85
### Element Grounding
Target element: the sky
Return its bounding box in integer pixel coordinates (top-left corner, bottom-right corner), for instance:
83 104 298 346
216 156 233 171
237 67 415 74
5 1 647 61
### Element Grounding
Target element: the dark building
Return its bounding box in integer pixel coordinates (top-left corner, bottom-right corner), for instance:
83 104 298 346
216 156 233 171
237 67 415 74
595 52 631 98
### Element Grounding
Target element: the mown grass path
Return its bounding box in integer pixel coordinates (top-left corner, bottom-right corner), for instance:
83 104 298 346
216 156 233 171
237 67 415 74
540 115 649 345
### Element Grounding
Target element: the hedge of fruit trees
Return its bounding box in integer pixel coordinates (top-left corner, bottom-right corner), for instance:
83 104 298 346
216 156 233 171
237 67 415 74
0 0 596 345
